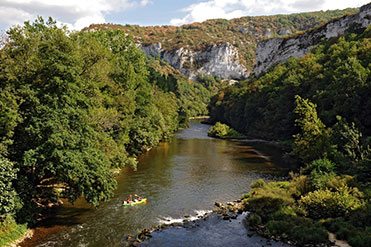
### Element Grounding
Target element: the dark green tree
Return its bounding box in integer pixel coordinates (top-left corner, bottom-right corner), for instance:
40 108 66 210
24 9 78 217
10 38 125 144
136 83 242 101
0 156 20 222
293 95 332 164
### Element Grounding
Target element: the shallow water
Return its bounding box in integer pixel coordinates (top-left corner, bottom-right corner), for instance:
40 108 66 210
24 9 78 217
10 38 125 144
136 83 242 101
141 212 291 247
22 123 287 247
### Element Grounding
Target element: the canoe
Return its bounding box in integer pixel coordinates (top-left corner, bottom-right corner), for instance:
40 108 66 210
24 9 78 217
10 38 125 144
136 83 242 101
122 198 147 207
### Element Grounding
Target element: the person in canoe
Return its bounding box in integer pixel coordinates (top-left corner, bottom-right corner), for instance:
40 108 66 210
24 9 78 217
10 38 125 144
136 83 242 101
122 194 133 205
122 195 147 206
134 194 141 202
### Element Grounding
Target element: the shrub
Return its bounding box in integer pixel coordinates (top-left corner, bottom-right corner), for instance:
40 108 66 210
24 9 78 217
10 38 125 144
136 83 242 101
266 215 328 245
208 122 229 137
251 179 265 188
299 186 364 219
267 220 292 235
271 206 299 219
248 213 262 226
243 182 294 218
305 158 336 174
325 175 354 191
309 171 336 190
348 229 371 247
288 175 310 199
0 216 27 246
325 218 352 233
306 158 336 190
324 217 371 246
290 223 328 245
207 122 242 138
347 203 371 228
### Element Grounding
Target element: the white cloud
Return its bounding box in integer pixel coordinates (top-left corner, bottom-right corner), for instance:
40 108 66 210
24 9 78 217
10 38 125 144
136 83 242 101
170 0 370 26
0 0 151 31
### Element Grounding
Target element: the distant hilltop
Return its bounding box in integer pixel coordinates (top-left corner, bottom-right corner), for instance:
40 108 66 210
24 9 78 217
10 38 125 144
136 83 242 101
85 7 358 81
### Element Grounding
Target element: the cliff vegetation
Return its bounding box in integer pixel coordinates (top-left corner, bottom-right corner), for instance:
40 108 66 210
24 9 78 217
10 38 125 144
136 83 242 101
209 25 371 246
86 8 358 72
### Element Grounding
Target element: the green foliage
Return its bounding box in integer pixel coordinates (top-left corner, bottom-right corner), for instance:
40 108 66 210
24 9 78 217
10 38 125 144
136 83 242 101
305 158 336 189
0 156 20 222
248 213 262 226
288 174 310 199
209 26 371 145
0 90 20 155
305 158 336 174
299 186 364 219
85 8 358 72
0 17 184 224
243 181 294 218
331 116 370 171
266 216 328 245
222 20 371 247
348 230 371 247
207 122 242 138
251 179 265 188
325 217 371 247
208 122 229 137
0 216 27 246
146 57 212 122
293 96 332 163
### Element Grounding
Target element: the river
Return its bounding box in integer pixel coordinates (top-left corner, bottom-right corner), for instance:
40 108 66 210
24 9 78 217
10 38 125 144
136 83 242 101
21 122 289 247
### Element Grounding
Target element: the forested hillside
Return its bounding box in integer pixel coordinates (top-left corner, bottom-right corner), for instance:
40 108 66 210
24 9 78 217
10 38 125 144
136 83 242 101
0 17 213 241
209 26 371 141
209 24 371 246
87 8 358 72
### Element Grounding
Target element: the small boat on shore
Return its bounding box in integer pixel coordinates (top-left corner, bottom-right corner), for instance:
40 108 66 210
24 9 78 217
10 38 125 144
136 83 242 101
122 198 147 207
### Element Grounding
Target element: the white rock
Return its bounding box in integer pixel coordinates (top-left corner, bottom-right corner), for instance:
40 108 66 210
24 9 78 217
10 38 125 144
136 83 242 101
254 3 371 76
140 42 249 80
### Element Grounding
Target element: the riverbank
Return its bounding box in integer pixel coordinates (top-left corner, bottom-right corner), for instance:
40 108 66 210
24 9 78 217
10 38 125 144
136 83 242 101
128 200 292 247
19 123 290 246
0 216 29 247
130 197 351 247
6 229 34 247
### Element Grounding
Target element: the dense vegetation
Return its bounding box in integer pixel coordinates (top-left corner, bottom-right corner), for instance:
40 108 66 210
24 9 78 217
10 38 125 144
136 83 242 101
86 8 358 72
207 122 243 139
146 58 219 119
210 26 371 245
0 17 212 243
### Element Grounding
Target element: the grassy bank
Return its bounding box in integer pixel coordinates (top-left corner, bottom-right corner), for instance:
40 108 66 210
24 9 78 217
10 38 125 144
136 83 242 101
242 171 371 247
0 216 28 246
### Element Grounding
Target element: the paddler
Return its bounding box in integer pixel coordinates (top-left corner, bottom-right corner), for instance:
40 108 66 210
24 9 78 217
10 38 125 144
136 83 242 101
134 194 141 202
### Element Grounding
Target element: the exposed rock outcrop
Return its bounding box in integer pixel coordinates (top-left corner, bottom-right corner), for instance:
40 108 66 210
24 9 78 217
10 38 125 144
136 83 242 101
254 3 371 76
277 28 292 36
140 42 249 80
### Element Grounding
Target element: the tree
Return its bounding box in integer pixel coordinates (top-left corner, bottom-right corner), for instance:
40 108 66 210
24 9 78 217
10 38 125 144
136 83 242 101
293 95 332 164
2 18 117 221
0 156 19 222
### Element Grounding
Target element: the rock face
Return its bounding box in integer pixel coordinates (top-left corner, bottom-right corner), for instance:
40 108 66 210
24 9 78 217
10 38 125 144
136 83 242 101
254 3 371 76
140 42 249 80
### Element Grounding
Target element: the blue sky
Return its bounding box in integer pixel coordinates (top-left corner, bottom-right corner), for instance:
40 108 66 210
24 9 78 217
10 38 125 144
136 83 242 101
105 1 192 26
0 0 369 31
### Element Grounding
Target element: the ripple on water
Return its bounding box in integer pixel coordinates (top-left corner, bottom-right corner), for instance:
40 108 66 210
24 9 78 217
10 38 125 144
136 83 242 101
23 123 289 247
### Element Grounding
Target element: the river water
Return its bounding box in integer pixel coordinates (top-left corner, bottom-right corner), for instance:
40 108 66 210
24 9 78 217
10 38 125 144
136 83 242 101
22 122 288 247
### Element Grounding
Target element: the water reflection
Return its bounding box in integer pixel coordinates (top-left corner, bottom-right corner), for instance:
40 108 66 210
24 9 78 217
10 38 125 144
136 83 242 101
23 123 287 247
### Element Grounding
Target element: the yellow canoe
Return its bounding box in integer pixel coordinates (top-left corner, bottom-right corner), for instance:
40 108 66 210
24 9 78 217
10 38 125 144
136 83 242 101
122 198 147 206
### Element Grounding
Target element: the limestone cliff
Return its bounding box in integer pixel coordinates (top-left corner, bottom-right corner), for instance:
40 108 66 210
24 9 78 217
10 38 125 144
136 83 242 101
254 3 371 76
140 42 249 81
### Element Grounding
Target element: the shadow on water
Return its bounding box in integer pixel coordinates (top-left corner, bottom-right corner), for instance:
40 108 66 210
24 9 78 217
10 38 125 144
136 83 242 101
22 122 293 247
36 207 91 228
